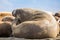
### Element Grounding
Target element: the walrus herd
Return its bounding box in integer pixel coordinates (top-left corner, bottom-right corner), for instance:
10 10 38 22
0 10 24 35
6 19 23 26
0 8 60 39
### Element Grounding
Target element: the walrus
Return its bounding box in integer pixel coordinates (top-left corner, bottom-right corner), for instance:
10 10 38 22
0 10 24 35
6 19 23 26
0 21 12 37
0 12 12 21
12 8 59 39
2 16 15 25
54 13 60 33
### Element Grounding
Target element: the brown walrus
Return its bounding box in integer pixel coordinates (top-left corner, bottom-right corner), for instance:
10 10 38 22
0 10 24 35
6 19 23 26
0 12 12 21
0 21 12 37
12 8 59 39
2 16 15 25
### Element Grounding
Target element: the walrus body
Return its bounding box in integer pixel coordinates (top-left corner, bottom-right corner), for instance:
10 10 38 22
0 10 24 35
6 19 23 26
12 8 59 39
0 21 12 37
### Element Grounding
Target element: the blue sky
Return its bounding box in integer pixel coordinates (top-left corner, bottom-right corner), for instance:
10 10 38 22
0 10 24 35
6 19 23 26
0 0 60 13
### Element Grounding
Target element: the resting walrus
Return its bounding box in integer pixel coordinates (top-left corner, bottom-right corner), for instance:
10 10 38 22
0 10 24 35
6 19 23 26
12 8 59 39
0 21 12 37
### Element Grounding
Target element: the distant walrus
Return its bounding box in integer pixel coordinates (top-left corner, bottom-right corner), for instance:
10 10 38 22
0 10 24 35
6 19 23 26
2 16 15 25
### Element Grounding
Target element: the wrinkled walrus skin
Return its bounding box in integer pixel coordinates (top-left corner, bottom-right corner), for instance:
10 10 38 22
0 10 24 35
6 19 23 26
12 8 59 39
